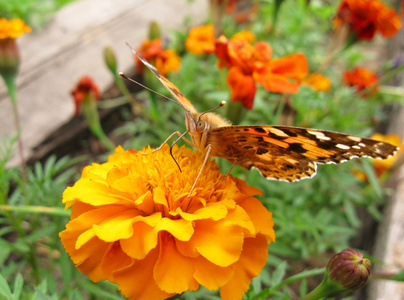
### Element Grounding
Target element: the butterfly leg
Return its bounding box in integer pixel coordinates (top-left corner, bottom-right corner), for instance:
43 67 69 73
225 159 238 179
142 131 195 155
188 144 213 197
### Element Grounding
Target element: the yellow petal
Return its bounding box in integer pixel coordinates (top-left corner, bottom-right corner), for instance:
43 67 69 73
155 218 194 241
62 179 123 208
154 234 199 293
120 221 158 260
193 256 235 290
220 236 268 300
153 186 168 207
238 197 276 243
106 166 129 185
192 219 244 267
93 211 161 242
224 205 256 237
175 202 230 221
75 237 110 282
113 247 174 300
101 242 133 278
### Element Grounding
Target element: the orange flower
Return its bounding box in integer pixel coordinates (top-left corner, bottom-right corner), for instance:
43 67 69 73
185 24 216 55
59 145 275 300
136 39 180 76
231 30 256 43
343 67 378 97
334 0 402 41
302 72 332 92
0 18 31 39
71 76 100 117
215 36 308 109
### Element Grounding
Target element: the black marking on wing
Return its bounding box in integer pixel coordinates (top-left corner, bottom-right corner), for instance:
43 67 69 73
207 125 399 182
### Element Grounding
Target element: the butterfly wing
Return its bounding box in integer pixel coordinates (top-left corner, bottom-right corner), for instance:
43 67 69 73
208 125 399 181
130 46 198 114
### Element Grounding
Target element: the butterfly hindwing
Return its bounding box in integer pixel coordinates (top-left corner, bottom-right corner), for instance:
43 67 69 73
208 125 399 181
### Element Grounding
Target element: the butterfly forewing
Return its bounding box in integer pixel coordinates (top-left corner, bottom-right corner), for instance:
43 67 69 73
208 126 399 181
131 48 197 113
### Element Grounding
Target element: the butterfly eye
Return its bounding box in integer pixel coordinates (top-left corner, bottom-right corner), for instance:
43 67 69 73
196 119 206 132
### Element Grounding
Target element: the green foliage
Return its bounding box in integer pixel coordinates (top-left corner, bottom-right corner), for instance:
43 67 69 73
1 0 403 299
0 0 76 28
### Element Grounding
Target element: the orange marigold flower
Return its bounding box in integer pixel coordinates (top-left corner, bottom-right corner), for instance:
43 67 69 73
334 0 402 41
343 67 378 97
59 145 275 300
231 30 256 43
136 39 180 76
302 72 332 92
185 24 216 55
215 36 308 109
71 76 100 117
0 18 31 39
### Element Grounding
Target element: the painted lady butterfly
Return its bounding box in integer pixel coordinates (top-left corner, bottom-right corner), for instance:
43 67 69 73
124 47 399 185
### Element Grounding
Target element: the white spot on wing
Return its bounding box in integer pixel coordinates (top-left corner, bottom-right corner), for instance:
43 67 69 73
348 136 362 142
307 130 331 141
336 144 350 150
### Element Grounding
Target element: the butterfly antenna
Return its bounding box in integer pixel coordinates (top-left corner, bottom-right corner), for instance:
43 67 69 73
199 101 226 118
119 72 185 109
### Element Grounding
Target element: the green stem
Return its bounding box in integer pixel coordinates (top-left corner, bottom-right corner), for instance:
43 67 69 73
0 205 71 216
82 95 116 151
271 268 325 291
114 73 140 114
300 285 332 300
89 123 116 151
3 75 26 182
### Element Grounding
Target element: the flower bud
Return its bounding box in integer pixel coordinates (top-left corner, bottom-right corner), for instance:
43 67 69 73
0 38 20 80
148 21 161 40
103 46 117 74
71 76 100 117
326 248 371 292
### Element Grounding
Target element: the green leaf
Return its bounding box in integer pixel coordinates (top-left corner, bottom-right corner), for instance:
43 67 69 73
271 261 287 286
343 198 361 228
0 273 12 300
12 273 23 300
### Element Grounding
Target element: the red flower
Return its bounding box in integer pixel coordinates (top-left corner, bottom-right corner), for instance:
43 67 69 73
135 39 180 76
215 36 308 109
334 0 402 41
71 76 100 117
343 67 378 97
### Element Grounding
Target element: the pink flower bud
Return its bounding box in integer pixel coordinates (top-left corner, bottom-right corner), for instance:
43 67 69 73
327 248 371 291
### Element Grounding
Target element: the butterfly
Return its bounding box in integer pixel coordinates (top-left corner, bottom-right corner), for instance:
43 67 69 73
123 46 399 193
